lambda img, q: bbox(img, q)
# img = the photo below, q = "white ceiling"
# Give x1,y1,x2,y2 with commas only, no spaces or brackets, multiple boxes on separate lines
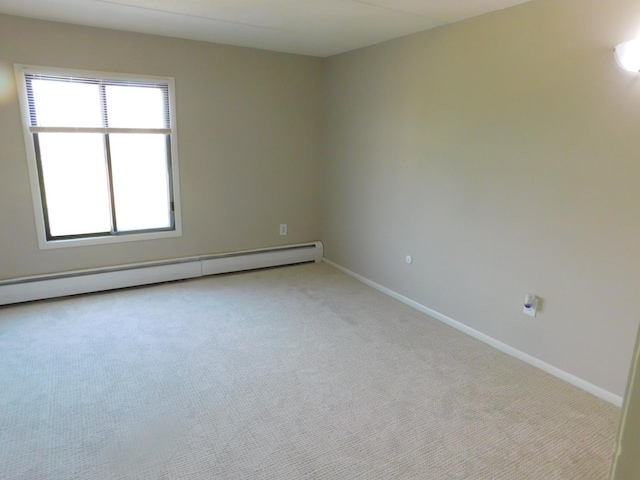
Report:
0,0,532,57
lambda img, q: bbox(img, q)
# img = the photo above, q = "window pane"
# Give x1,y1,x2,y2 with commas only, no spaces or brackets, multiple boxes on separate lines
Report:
105,85,166,129
31,79,102,128
38,133,112,237
110,134,171,231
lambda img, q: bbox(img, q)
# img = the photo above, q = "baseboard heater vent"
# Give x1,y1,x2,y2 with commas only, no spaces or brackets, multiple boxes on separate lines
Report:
0,241,323,306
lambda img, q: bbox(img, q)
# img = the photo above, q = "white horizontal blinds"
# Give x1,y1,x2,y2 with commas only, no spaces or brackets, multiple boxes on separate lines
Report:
24,73,170,130
26,75,104,128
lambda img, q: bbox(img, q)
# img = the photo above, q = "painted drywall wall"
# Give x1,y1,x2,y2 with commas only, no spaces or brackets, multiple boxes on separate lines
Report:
0,14,323,280
321,0,640,397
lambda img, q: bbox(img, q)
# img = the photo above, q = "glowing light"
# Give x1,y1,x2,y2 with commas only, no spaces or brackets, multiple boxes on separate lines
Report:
614,39,640,73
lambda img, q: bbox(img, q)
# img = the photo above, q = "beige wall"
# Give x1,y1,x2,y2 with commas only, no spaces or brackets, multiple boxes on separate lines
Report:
322,0,640,397
0,14,323,280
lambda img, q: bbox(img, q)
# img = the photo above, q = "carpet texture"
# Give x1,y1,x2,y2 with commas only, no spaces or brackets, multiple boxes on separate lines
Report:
0,262,620,479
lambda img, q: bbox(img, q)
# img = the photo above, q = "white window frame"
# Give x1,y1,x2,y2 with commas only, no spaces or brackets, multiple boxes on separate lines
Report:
15,64,182,249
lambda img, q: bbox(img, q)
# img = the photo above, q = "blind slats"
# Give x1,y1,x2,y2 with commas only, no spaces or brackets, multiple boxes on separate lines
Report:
24,72,171,129
24,73,169,90
28,126,171,134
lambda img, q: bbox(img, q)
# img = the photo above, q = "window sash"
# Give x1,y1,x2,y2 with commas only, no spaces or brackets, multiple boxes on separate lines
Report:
33,132,175,241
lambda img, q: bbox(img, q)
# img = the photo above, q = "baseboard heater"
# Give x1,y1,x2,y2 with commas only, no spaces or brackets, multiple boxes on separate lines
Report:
0,241,323,306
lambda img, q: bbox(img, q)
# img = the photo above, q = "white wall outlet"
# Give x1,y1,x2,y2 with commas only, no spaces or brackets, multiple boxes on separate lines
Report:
523,294,539,317
279,224,287,236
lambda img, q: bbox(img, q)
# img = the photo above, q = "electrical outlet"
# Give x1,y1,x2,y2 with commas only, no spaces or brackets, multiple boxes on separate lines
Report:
523,294,539,317
279,224,287,236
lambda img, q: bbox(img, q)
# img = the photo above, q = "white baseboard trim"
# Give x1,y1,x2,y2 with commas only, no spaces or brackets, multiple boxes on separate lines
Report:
0,242,323,306
323,258,623,407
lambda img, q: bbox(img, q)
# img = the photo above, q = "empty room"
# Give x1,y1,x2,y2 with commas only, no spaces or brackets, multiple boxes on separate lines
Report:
1,0,639,478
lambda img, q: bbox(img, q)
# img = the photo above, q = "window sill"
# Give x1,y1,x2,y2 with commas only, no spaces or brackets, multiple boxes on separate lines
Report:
37,227,182,250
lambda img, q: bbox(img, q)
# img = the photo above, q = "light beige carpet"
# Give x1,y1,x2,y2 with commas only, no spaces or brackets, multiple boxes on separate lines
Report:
0,262,620,479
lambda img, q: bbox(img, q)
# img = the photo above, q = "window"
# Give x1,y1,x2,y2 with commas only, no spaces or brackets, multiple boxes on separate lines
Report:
15,66,182,249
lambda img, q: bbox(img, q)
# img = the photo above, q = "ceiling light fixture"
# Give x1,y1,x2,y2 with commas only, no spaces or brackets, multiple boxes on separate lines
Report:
614,39,640,72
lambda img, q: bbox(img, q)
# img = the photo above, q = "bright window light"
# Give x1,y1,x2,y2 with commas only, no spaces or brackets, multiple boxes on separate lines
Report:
110,134,171,231
38,132,112,236
105,85,166,129
30,79,102,128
